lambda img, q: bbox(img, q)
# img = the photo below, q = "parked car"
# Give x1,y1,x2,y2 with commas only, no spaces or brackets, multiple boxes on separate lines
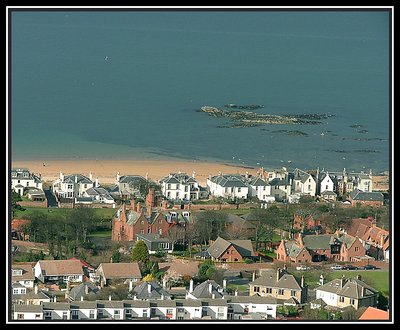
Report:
330,264,343,270
296,265,311,271
342,265,358,270
362,264,378,270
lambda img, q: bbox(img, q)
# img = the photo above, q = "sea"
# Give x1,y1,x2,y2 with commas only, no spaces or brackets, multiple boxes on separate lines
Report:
10,10,391,174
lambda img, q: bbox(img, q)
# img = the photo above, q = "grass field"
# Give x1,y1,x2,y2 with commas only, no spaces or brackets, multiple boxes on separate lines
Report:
13,206,117,220
88,230,112,238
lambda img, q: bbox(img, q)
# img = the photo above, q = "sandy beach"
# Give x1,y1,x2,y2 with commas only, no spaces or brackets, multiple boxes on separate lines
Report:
11,159,259,186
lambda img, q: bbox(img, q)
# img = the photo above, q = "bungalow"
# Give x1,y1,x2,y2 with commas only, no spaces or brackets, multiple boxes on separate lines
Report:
349,189,384,207
207,237,256,262
95,262,142,287
228,296,278,320
11,168,43,196
315,275,378,310
12,263,35,288
82,186,115,204
26,187,46,202
207,174,249,200
135,233,173,254
225,213,256,239
249,267,308,304
34,260,84,283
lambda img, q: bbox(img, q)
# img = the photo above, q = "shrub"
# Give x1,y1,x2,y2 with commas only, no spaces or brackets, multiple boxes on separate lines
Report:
244,258,254,264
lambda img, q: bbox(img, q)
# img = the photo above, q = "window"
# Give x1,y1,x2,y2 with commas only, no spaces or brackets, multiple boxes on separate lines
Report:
355,247,359,252
140,229,144,234
266,288,272,294
291,290,296,297
18,180,21,183
184,194,188,199
167,184,171,189
143,309,148,318
114,310,120,319
177,316,184,320
71,310,79,320
89,310,95,319
308,185,311,190
238,187,241,192
24,281,30,285
326,185,328,190
226,251,229,254
167,192,171,198
62,311,68,320
84,184,87,188
13,289,19,294
67,184,73,189
158,229,162,235
176,184,180,190
350,299,355,305
26,182,29,186
184,186,188,192
17,314,24,320
278,289,284,295
254,286,260,293
35,314,41,319
309,178,311,182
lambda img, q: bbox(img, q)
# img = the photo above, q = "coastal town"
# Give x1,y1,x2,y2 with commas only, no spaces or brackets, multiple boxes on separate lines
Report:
9,164,390,321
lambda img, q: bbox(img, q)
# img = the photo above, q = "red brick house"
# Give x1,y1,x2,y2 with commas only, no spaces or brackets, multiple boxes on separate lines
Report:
276,240,312,264
112,189,190,242
292,214,323,233
338,233,366,262
349,189,384,207
207,237,255,262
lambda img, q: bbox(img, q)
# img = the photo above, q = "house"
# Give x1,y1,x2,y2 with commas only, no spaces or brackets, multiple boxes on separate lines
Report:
52,172,94,199
69,301,98,320
12,263,35,288
12,283,27,295
34,260,85,283
68,257,96,279
361,225,389,260
149,299,202,320
315,275,378,310
358,306,389,320
82,186,115,204
13,285,53,305
321,190,337,201
276,240,312,264
225,213,256,239
67,282,99,301
160,172,205,201
269,178,292,201
122,300,151,319
96,300,125,320
11,219,31,241
319,172,336,195
186,279,225,300
342,217,375,238
135,233,173,254
13,304,43,320
258,167,288,182
337,233,366,262
247,177,273,202
132,281,171,300
292,214,322,234
158,260,199,280
357,174,373,193
207,237,255,262
112,188,188,242
227,296,278,320
11,168,43,196
207,174,249,200
115,173,148,198
26,187,46,201
349,189,384,207
249,267,308,304
42,302,71,320
291,168,316,196
95,262,142,287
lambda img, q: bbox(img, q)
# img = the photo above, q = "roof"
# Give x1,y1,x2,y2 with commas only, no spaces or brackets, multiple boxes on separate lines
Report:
62,174,92,184
14,304,43,313
208,174,247,188
226,214,256,230
311,298,327,307
269,178,290,186
158,260,199,277
69,282,99,301
359,306,389,320
303,234,337,250
347,218,373,237
283,241,304,258
70,301,98,310
191,280,223,299
251,270,302,290
96,300,124,309
133,281,171,300
36,260,84,276
350,189,384,202
12,263,35,281
249,177,269,186
207,237,255,259
321,190,337,196
118,175,147,184
98,262,142,279
338,234,357,249
228,296,277,304
42,302,71,311
68,257,95,271
20,290,52,300
160,173,197,184
316,277,378,299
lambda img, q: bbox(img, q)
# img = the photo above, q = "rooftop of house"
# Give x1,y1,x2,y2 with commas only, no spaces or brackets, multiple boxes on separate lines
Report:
69,282,99,301
248,177,269,186
316,277,378,299
208,174,248,188
269,178,291,187
159,260,199,278
302,234,339,250
225,213,256,230
350,189,384,202
117,175,147,184
190,280,223,299
97,262,142,279
135,233,172,243
60,174,92,184
160,173,197,185
36,260,84,276
251,269,303,290
133,281,171,300
358,306,389,320
207,237,255,259
346,218,374,238
12,263,35,281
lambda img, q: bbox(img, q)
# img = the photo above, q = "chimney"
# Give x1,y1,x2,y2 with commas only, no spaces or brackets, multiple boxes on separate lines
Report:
235,290,238,297
319,274,324,286
340,275,346,288
301,275,304,288
146,188,155,215
75,175,78,183
298,233,304,247
192,171,196,179
34,285,38,294
80,296,84,301
283,264,287,271
129,281,133,292
54,295,57,302
89,171,93,181
160,293,164,300
95,178,99,188
163,277,167,289
276,268,281,282
209,283,213,294
109,295,112,301
131,198,136,211
137,202,142,213
85,283,89,295
223,279,227,290
212,293,215,299
245,171,249,179
189,279,194,293
60,172,64,181
252,270,256,282
148,283,152,294
116,172,120,182
361,286,365,298
356,274,362,281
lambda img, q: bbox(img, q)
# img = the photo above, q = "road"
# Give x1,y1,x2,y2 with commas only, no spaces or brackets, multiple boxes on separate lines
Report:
44,188,58,207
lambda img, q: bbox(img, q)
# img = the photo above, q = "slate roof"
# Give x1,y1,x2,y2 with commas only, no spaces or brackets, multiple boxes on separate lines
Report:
283,241,304,258
69,282,99,301
36,260,84,276
136,233,171,244
350,189,384,202
303,234,338,250
98,262,142,279
69,301,98,310
207,237,255,259
122,300,150,308
42,302,71,311
85,187,114,200
248,177,269,186
251,270,303,290
96,300,124,309
133,281,171,300
209,174,247,187
191,280,223,299
160,173,197,184
316,277,378,299
118,175,147,184
269,178,290,187
62,174,92,184
14,304,43,313
321,190,337,196
226,214,256,230
337,234,356,249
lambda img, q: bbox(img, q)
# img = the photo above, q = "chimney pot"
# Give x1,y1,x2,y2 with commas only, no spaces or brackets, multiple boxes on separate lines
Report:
276,268,281,282
148,283,152,294
189,279,194,293
208,282,213,294
223,279,227,290
252,270,256,282
109,295,112,301
34,285,38,294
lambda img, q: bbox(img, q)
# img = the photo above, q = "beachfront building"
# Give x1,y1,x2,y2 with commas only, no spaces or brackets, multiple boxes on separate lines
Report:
319,172,336,195
52,172,94,199
290,168,317,197
115,173,149,199
247,177,275,202
207,174,249,200
269,178,292,202
159,172,204,201
11,168,43,197
82,187,115,204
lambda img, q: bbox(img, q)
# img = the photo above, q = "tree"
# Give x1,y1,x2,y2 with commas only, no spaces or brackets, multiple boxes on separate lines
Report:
193,210,228,245
111,250,122,263
131,240,149,264
143,274,155,282
249,207,282,250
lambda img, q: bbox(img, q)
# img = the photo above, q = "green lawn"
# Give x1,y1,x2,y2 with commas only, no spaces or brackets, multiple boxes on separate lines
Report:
88,230,112,238
13,206,117,220
227,284,248,292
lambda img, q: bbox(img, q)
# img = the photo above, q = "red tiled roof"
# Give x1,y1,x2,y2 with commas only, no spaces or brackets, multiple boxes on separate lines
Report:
37,260,84,276
11,219,31,231
347,218,373,237
359,307,389,320
98,262,142,279
68,257,95,270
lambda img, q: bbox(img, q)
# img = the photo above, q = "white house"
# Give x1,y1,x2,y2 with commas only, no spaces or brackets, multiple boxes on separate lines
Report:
248,177,274,202
95,263,142,286
228,296,277,320
357,173,373,192
201,299,228,320
12,282,27,295
115,174,148,198
207,174,249,200
12,264,35,288
291,168,317,197
42,302,71,320
269,178,292,201
70,301,97,320
34,260,84,283
96,300,125,320
13,305,43,320
122,300,150,319
82,187,115,204
11,168,43,196
159,172,201,201
320,172,335,194
52,172,94,199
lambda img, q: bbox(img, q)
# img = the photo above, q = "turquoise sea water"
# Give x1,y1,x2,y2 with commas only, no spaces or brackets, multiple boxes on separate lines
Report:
11,11,390,173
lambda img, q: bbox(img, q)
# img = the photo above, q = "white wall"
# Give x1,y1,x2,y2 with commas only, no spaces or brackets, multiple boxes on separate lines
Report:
13,312,43,320
316,290,338,307
320,175,334,194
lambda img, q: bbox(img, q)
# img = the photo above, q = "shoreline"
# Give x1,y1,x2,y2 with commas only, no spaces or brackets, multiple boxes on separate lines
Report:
11,158,259,185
